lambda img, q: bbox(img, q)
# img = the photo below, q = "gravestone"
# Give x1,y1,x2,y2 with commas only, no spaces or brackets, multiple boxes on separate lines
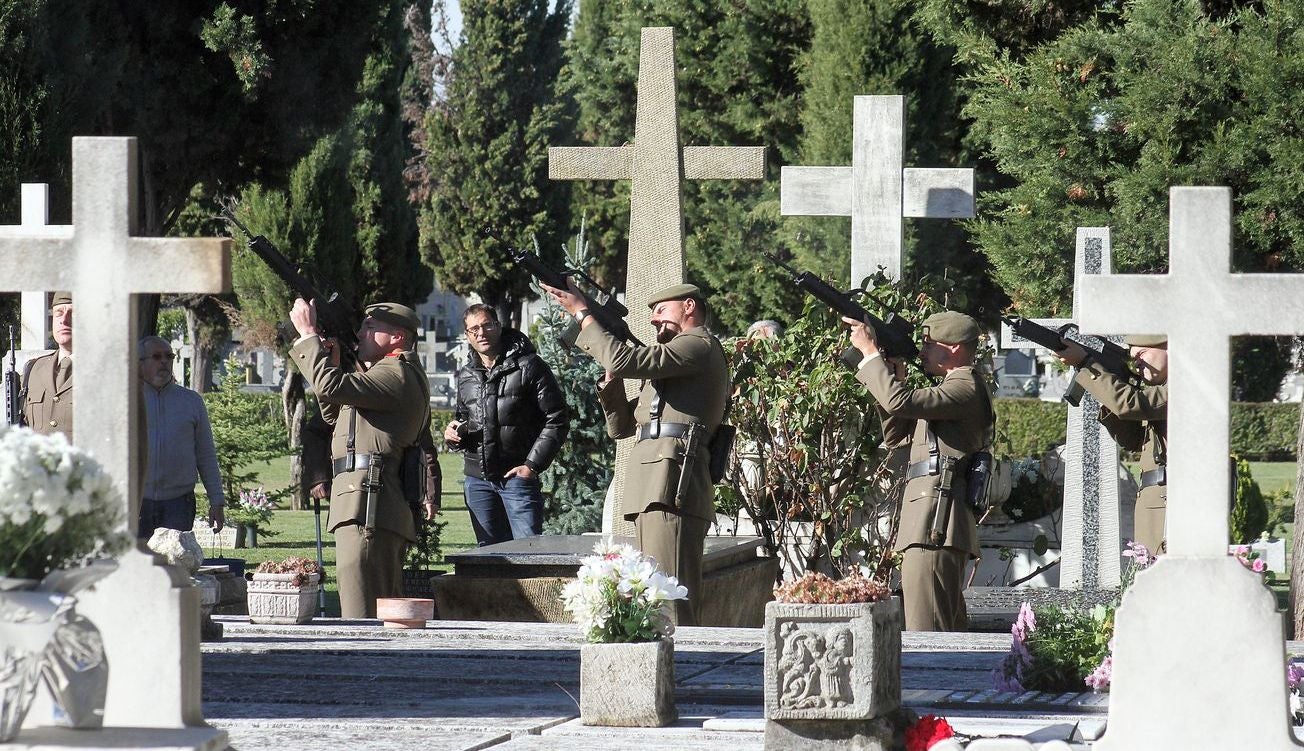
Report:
0,137,230,741
432,535,779,627
549,26,765,534
999,227,1125,589
780,94,975,283
1079,187,1301,748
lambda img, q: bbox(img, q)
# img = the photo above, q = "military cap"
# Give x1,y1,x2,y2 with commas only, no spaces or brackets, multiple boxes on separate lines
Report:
646,283,704,308
365,302,421,334
921,311,980,344
50,291,72,309
1124,334,1167,347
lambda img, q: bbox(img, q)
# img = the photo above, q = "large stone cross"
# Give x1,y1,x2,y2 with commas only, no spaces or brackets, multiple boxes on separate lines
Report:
1001,227,1123,589
1082,187,1301,748
549,26,766,533
0,137,230,731
780,95,974,283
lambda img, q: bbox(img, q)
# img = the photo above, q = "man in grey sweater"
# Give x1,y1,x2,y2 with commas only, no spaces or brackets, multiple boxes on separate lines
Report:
137,335,225,538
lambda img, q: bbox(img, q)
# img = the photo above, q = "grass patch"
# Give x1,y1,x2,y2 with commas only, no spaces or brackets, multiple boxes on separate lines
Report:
206,452,477,616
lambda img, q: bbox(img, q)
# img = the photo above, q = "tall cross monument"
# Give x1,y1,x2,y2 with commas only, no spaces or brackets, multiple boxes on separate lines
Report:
549,26,766,533
1083,187,1301,749
780,95,974,283
0,137,230,734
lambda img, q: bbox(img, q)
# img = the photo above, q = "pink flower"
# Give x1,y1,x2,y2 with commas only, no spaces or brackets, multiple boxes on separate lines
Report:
1085,655,1112,692
1288,662,1304,690
1253,559,1267,573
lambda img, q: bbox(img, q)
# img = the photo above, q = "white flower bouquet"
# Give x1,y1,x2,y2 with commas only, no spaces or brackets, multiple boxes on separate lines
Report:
560,541,688,643
0,424,128,582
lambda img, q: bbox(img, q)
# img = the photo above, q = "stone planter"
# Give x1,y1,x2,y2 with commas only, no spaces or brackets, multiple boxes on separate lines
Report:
763,599,914,750
247,572,320,625
764,599,903,721
376,597,434,629
579,638,676,727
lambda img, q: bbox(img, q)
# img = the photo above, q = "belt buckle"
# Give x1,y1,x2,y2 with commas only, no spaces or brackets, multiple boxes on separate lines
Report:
648,421,660,440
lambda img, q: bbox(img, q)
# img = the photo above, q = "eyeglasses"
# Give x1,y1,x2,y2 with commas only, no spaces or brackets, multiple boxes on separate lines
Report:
140,352,177,362
465,321,500,335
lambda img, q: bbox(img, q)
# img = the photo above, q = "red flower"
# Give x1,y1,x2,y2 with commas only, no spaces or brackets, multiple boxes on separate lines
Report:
905,714,955,751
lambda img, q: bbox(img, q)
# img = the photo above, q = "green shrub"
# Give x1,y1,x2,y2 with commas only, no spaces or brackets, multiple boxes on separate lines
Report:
1230,456,1269,545
1229,402,1299,461
993,398,1067,460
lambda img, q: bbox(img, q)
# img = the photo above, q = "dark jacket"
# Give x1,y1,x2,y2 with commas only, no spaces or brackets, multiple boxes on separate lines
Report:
453,329,568,480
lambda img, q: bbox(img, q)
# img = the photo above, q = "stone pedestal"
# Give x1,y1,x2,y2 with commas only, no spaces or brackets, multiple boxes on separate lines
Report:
247,573,319,625
579,638,676,727
433,535,779,626
763,710,917,751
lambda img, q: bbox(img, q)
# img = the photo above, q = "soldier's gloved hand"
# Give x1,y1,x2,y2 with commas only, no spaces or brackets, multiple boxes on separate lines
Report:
322,337,341,367
290,298,320,338
541,280,586,317
310,482,330,500
886,357,907,382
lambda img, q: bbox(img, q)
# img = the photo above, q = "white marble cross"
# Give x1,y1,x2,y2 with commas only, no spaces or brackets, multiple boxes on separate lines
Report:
548,26,765,533
780,95,974,284
0,137,230,731
15,183,66,349
1001,227,1123,589
1082,187,1301,748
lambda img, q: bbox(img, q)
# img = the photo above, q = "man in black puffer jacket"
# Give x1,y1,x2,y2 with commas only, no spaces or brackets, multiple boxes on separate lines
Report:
445,304,568,546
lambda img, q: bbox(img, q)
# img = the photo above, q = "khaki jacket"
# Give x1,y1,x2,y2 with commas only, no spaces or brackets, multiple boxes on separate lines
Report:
1073,362,1168,513
291,339,427,542
858,359,992,557
577,324,729,523
22,352,74,438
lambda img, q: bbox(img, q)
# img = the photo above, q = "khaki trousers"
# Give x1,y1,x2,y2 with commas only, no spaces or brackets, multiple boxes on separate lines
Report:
901,546,968,632
1135,495,1167,555
334,522,406,619
636,510,710,627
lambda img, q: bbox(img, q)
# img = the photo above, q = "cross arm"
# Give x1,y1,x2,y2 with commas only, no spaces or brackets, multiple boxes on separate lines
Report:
128,238,231,294
780,166,851,216
548,147,633,180
0,234,77,290
682,146,766,180
902,168,974,218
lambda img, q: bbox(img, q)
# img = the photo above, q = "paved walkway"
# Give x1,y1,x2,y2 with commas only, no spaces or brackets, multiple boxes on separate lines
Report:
202,618,1120,750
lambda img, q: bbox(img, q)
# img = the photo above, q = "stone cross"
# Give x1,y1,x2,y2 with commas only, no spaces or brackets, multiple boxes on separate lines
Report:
0,137,230,732
549,26,766,533
1001,227,1123,589
17,183,65,349
780,95,974,284
1081,187,1300,748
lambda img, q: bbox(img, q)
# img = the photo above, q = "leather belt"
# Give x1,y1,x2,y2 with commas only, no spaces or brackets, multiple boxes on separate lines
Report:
333,454,375,476
637,422,694,442
906,457,938,481
1141,467,1167,488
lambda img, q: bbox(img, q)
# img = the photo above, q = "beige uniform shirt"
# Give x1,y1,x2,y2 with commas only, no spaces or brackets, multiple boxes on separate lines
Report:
22,352,74,438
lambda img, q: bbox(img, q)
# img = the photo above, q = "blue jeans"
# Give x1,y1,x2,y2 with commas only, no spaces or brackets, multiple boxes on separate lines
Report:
464,475,544,546
138,491,197,540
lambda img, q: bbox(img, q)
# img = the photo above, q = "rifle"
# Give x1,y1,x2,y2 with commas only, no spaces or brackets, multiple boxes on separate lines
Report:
492,232,644,349
763,252,920,365
1001,315,1142,406
218,206,363,369
4,326,20,426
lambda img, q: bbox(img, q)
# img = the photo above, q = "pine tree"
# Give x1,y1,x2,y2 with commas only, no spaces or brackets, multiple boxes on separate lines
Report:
419,0,573,317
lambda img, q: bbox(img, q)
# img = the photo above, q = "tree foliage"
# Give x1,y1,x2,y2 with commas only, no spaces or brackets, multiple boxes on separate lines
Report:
420,0,573,315
204,355,290,505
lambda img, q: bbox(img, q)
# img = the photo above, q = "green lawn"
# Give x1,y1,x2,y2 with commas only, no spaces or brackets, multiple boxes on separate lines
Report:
217,452,476,616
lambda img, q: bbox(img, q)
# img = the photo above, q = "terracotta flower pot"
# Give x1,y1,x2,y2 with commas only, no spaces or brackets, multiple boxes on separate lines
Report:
376,597,434,629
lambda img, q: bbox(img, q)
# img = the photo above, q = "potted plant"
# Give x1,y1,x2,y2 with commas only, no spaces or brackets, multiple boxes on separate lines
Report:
0,424,130,740
763,572,913,749
560,540,687,727
225,487,277,549
401,512,446,600
246,555,321,625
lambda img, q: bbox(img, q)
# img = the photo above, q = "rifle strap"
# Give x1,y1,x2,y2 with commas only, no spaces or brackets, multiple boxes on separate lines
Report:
647,380,664,439
346,406,357,472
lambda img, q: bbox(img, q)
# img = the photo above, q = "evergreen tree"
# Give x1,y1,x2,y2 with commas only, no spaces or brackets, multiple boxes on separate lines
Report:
419,0,573,318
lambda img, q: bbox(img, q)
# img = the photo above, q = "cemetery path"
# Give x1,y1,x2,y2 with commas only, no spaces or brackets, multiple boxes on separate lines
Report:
200,619,1182,750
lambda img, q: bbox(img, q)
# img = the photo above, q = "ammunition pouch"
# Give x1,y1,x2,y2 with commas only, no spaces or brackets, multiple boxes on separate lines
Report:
707,424,736,484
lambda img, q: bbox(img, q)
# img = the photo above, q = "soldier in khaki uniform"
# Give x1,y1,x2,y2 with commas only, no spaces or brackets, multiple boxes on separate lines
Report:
290,299,429,618
845,310,993,632
1057,335,1168,554
543,282,729,626
21,291,75,437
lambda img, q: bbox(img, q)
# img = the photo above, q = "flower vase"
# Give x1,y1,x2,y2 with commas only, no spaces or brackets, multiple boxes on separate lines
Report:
579,638,676,727
243,525,258,549
0,573,109,742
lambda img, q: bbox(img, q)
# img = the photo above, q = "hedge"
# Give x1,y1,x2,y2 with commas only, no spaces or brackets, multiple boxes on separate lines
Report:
993,398,1301,462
